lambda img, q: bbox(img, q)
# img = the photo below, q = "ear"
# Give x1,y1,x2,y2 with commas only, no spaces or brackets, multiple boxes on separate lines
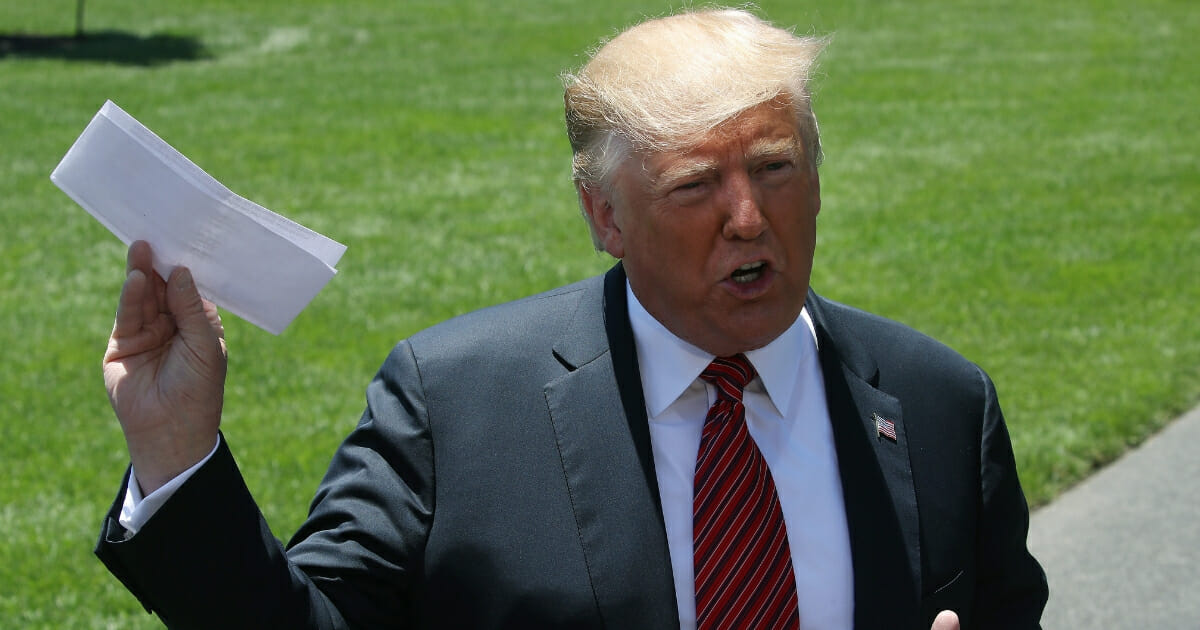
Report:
577,182,625,258
811,167,822,217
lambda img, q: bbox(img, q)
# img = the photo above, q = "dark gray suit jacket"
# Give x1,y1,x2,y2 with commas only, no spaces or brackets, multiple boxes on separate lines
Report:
96,264,1047,629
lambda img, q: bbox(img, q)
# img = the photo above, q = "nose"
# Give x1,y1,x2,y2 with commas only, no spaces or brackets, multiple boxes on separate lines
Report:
721,172,767,241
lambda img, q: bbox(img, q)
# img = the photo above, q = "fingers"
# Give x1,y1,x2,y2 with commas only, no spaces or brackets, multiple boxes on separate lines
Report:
118,240,223,345
202,297,225,340
112,267,149,338
125,240,153,274
931,610,960,630
109,243,177,357
125,241,165,325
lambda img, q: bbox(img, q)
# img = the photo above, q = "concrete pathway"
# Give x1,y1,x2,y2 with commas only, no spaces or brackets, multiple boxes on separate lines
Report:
1027,403,1200,629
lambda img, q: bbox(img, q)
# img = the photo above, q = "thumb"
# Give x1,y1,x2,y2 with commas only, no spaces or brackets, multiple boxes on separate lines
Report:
165,267,218,340
931,610,959,630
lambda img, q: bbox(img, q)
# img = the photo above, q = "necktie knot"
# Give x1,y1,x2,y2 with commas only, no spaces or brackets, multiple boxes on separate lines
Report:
700,354,756,403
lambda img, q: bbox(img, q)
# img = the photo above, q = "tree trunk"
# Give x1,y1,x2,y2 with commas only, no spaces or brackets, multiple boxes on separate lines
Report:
75,0,86,39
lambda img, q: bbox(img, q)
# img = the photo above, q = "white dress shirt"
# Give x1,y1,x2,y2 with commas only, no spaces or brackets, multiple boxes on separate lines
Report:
120,439,219,537
628,285,854,630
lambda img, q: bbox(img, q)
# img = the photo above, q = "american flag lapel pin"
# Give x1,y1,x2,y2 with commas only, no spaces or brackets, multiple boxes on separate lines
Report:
874,412,898,442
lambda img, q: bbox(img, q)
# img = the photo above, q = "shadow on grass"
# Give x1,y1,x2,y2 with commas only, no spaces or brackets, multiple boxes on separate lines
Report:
0,30,209,66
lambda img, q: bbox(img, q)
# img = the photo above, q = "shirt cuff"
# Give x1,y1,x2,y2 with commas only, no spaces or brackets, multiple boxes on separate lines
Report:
118,437,222,540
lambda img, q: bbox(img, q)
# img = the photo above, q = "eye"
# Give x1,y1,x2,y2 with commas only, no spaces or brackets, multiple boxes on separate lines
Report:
761,160,792,173
667,179,710,202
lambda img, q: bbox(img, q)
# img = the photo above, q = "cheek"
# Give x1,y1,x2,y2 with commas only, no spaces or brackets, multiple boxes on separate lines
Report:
634,211,695,257
769,192,819,237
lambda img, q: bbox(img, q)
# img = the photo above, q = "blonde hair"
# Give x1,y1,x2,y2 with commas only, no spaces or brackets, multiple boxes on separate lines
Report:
564,7,827,193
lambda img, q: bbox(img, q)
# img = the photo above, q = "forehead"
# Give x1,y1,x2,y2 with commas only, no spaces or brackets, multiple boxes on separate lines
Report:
641,101,802,180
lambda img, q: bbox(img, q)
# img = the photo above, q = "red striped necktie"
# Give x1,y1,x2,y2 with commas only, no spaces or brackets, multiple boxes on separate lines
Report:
693,354,800,630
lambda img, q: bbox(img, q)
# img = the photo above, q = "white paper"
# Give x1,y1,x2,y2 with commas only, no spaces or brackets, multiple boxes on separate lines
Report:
50,100,347,334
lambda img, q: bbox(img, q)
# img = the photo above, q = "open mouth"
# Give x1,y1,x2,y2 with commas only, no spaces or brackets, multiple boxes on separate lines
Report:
730,261,767,284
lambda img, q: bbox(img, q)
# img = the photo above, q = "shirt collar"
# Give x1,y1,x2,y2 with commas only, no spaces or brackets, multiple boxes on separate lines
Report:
626,282,817,418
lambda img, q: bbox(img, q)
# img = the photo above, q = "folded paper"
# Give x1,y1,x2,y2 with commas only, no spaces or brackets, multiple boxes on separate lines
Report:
51,100,346,334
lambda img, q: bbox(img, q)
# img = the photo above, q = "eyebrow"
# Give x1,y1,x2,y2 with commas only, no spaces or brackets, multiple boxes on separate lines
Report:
746,136,802,163
655,158,719,186
652,136,802,187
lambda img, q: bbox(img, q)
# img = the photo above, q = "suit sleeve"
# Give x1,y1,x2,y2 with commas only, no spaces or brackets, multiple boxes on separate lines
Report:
971,367,1048,629
94,340,435,629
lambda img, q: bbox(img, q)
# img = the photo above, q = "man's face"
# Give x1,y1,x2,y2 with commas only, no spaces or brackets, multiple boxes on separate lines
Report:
583,100,821,357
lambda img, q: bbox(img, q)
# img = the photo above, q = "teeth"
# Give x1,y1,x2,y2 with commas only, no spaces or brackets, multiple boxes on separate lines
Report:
731,261,766,284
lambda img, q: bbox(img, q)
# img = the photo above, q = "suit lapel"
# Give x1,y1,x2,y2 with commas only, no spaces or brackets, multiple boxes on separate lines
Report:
806,292,923,629
545,264,679,629
541,278,925,628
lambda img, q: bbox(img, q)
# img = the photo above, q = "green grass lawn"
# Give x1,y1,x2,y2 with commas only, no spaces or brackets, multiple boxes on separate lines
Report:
2,1,1196,626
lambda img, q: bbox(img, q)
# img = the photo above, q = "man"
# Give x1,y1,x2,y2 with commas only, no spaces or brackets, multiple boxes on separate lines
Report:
96,8,1046,630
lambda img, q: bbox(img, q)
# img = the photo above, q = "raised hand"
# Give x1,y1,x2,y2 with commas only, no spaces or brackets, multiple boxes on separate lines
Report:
102,241,228,494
